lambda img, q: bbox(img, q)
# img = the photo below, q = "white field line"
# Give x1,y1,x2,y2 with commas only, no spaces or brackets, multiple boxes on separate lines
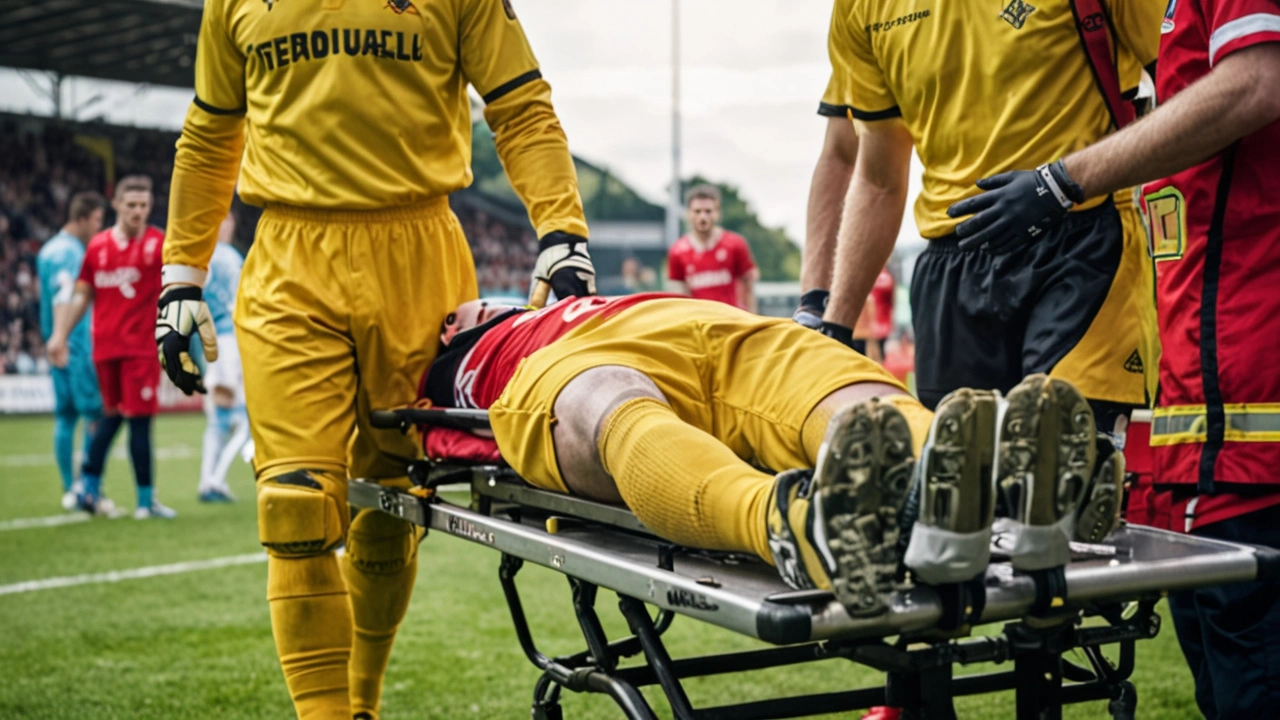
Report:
0,445,198,468
0,553,268,596
0,513,92,531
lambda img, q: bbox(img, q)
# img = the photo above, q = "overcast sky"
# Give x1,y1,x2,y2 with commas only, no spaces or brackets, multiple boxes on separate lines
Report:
0,0,925,248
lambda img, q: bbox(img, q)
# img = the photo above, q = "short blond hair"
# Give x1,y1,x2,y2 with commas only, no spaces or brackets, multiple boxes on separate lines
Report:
684,184,721,207
114,175,153,200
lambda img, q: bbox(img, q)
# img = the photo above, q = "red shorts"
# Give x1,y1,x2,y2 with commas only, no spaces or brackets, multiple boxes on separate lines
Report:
95,355,160,417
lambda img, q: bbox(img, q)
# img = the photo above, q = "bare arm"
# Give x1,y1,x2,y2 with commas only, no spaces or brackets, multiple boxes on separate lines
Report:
666,279,689,296
823,122,914,329
1065,43,1280,197
47,281,92,368
802,117,861,293
738,268,759,314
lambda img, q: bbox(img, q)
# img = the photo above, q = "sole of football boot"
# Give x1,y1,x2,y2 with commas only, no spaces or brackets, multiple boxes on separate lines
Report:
903,388,998,585
997,375,1096,571
1075,439,1124,543
814,398,915,617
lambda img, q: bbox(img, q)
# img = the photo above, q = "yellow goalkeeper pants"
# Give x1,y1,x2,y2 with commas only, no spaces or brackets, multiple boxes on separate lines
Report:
235,197,478,719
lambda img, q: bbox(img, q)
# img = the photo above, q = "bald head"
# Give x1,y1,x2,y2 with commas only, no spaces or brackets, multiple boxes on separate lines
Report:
440,299,523,346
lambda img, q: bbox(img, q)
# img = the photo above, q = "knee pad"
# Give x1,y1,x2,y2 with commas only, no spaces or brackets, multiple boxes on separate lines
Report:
258,470,348,558
344,509,423,576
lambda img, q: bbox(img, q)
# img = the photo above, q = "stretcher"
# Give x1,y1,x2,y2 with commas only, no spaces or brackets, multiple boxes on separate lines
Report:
352,407,1280,720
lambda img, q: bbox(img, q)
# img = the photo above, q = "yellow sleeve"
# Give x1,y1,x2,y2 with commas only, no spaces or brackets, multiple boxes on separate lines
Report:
459,0,589,240
827,0,900,121
163,0,246,285
818,72,854,119
1109,0,1163,66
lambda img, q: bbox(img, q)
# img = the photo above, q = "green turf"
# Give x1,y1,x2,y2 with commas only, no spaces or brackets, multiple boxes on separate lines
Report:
0,413,1203,719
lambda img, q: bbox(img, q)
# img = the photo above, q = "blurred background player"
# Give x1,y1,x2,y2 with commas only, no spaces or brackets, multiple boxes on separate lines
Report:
47,175,173,520
36,191,106,511
196,212,247,504
153,0,596,717
666,184,759,312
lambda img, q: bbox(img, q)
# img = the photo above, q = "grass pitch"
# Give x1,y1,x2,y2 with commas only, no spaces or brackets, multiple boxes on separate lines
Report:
0,413,1202,719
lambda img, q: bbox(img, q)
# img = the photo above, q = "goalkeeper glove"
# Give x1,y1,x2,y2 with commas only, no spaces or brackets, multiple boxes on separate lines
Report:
947,160,1085,254
792,289,829,330
155,285,218,396
533,231,596,299
818,321,867,355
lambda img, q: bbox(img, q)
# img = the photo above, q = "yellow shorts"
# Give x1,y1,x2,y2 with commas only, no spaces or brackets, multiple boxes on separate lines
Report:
236,197,478,484
488,298,907,493
1050,198,1160,405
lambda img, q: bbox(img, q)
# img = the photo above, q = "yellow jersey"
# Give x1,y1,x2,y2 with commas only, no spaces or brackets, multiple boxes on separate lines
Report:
825,0,1162,238
165,0,587,279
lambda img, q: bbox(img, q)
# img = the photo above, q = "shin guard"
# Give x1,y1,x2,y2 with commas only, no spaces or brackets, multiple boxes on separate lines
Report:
341,509,423,718
266,552,353,719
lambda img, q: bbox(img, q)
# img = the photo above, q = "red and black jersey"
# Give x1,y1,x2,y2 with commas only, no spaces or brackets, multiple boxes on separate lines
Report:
421,294,671,410
1142,0,1280,509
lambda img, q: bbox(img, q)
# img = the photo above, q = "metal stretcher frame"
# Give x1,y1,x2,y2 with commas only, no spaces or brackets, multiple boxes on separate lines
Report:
354,408,1280,720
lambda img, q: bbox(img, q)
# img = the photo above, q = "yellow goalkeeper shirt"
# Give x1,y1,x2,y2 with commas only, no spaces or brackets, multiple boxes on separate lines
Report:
824,0,1163,238
165,0,587,280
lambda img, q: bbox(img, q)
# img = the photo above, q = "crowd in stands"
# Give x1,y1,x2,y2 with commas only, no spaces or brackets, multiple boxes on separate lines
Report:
453,199,539,299
0,115,181,375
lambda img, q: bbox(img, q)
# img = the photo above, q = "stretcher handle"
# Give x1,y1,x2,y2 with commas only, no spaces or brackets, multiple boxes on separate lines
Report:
369,408,493,431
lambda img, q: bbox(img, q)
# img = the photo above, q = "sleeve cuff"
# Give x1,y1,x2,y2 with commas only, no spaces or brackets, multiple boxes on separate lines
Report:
1209,13,1280,65
162,264,208,287
818,102,854,118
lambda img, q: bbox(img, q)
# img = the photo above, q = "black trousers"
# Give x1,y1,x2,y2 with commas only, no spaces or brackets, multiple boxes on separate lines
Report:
910,199,1134,430
1168,503,1280,720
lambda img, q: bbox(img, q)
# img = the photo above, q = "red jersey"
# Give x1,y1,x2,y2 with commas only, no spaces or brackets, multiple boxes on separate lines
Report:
423,294,667,410
870,269,894,340
1139,0,1280,522
667,231,755,309
79,226,165,361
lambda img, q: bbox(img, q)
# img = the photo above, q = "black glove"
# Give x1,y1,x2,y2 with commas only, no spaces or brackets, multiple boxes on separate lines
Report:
946,160,1085,254
819,321,866,355
533,231,596,299
155,285,218,396
792,289,829,330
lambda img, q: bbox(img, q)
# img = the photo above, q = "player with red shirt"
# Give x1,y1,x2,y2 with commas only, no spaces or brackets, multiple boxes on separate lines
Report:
666,184,759,311
949,3,1280,711
48,175,175,519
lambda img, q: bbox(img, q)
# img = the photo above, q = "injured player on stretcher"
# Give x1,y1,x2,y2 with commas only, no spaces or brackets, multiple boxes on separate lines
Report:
419,293,1124,618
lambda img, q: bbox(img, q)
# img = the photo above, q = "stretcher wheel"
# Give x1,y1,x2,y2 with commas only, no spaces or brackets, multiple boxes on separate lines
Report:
531,701,563,720
1108,680,1137,720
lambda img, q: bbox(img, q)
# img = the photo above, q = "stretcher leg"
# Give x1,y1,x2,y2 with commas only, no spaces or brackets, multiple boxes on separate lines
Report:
499,553,660,720
619,595,697,719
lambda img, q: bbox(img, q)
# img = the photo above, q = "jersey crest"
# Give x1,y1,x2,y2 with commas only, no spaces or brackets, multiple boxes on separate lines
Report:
385,0,419,15
999,0,1036,29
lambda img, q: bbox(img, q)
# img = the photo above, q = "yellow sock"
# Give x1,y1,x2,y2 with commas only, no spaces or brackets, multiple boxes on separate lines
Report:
342,510,422,719
800,393,933,462
267,552,353,720
881,393,934,457
598,397,775,560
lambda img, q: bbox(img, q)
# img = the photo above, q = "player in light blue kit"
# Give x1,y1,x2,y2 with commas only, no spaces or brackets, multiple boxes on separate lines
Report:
197,212,249,503
36,192,107,512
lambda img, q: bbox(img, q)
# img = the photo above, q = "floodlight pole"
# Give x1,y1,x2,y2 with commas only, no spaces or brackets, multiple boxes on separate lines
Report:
665,0,683,248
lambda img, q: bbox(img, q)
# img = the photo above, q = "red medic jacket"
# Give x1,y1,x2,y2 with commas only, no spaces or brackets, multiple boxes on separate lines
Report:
1141,0,1280,494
